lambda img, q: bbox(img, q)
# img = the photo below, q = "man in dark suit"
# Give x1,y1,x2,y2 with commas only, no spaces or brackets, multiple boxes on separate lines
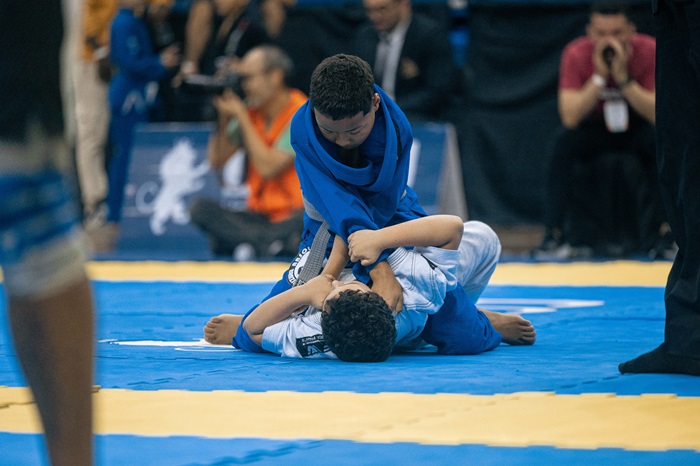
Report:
618,0,700,376
352,0,455,122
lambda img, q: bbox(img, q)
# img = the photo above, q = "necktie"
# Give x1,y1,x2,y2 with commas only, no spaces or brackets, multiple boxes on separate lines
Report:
374,34,390,84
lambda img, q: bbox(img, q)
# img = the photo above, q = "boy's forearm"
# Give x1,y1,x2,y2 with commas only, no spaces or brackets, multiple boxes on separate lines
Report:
322,235,349,278
369,260,403,311
243,286,312,337
369,260,394,283
378,215,464,250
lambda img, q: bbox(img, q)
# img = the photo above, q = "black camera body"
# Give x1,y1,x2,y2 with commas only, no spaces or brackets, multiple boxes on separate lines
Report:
181,73,244,98
602,46,615,66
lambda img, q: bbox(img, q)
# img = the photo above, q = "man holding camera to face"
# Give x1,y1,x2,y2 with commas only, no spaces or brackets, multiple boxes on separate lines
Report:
189,45,307,259
536,1,671,259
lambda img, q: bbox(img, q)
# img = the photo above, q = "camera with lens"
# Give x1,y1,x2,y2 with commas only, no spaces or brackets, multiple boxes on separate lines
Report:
602,46,615,66
181,72,245,99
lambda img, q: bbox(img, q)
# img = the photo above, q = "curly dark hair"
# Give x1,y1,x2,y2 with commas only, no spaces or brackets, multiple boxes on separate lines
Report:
309,54,376,120
321,290,396,362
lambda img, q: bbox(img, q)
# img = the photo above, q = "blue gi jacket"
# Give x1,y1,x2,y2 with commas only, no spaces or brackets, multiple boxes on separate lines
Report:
109,8,166,114
291,85,426,280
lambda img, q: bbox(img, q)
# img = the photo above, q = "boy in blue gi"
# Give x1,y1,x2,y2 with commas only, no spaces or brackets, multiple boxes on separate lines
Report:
205,216,535,360
205,54,515,356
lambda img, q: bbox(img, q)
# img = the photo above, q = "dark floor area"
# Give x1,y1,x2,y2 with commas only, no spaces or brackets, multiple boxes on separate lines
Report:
493,224,545,257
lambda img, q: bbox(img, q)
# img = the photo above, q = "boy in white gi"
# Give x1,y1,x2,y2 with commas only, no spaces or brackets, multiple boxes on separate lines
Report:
205,217,535,361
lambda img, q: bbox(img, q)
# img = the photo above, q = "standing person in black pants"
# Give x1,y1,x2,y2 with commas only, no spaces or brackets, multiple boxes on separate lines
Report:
619,0,700,375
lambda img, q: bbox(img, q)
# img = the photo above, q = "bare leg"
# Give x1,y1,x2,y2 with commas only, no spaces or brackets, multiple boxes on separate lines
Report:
204,314,243,345
479,308,536,345
8,277,94,466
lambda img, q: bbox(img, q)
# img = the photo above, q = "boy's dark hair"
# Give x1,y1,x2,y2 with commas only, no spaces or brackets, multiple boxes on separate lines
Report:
321,290,397,362
309,54,375,120
591,1,629,17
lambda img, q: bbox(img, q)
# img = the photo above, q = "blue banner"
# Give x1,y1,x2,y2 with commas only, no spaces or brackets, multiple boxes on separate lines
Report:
118,121,464,253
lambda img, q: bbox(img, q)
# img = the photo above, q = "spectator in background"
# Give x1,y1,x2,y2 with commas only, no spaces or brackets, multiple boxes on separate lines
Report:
73,0,176,248
177,0,293,80
352,0,455,122
536,1,670,259
104,0,180,250
1,1,96,464
250,0,296,38
73,0,118,236
145,0,175,52
177,0,215,80
189,45,306,259
173,0,271,121
143,0,178,122
199,0,270,77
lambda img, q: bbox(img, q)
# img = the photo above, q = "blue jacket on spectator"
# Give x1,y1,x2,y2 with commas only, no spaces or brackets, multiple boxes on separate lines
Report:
106,7,168,223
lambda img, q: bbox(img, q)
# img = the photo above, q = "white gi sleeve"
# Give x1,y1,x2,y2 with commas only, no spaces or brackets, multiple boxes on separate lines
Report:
387,246,461,315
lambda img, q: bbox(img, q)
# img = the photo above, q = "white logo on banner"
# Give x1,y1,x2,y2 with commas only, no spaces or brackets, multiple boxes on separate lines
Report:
134,139,210,235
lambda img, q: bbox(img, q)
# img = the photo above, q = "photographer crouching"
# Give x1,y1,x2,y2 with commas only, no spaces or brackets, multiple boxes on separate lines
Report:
188,45,307,259
535,1,673,260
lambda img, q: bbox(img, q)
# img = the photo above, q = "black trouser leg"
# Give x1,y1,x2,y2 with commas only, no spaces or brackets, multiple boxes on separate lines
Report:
656,0,700,358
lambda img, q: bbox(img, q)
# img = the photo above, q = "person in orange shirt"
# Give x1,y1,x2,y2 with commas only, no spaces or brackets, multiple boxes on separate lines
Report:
190,45,306,259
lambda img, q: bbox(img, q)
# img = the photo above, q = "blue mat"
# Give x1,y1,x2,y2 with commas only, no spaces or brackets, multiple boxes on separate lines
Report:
3,433,700,466
3,282,687,395
2,277,699,465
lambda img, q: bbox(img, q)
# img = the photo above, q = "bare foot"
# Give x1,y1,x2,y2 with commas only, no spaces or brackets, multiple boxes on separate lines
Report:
203,314,243,345
479,308,536,345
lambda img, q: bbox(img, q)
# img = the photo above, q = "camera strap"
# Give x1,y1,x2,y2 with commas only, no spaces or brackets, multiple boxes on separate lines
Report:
224,18,250,58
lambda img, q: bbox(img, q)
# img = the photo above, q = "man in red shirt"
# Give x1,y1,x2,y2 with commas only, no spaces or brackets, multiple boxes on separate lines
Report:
537,1,667,258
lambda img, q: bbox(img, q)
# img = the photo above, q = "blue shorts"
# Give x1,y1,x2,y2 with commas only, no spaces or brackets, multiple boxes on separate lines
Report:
232,217,325,351
231,270,297,353
421,286,502,355
0,155,85,298
0,170,78,264
231,310,265,353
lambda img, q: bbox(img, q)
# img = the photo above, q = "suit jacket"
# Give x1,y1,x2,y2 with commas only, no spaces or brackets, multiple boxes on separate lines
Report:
352,13,455,121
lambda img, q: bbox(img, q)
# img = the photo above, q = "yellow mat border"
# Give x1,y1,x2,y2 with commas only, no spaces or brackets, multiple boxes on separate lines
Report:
69,261,674,287
1,388,697,451
0,261,672,286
